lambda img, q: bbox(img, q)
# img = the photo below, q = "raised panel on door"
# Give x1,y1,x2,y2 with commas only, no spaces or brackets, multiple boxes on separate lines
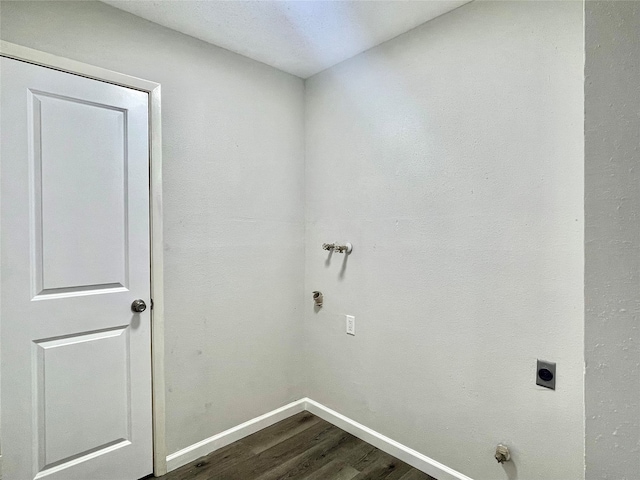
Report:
32,91,129,297
34,327,131,471
1,57,152,480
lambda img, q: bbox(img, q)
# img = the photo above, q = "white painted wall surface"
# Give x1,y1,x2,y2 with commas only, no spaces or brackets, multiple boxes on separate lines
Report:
585,2,640,479
0,0,305,456
304,2,584,479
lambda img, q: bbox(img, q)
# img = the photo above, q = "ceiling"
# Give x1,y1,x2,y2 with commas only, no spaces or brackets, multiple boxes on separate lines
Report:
101,1,471,78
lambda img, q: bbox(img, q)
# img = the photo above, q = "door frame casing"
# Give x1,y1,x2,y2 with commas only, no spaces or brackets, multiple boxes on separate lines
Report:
0,41,168,477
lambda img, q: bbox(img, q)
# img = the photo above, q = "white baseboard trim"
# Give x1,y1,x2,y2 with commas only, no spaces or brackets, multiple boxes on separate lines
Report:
303,398,472,480
166,399,306,472
166,397,472,480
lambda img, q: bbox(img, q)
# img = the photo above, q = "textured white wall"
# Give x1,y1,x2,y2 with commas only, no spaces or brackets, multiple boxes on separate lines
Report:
304,2,584,479
585,2,640,479
1,1,599,478
0,0,305,456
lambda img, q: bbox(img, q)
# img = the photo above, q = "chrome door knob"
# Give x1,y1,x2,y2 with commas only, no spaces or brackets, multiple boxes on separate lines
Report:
131,299,147,313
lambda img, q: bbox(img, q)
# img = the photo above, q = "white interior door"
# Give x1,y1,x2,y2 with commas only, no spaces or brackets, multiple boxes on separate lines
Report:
0,57,152,480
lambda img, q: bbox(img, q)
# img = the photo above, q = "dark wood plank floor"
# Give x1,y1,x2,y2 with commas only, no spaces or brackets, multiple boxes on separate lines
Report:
160,412,436,480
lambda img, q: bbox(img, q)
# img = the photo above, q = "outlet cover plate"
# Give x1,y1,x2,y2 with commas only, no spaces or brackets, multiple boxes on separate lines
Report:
346,315,355,336
536,359,556,390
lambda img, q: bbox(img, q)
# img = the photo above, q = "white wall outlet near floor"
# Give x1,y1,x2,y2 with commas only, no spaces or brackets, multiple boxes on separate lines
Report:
346,315,355,336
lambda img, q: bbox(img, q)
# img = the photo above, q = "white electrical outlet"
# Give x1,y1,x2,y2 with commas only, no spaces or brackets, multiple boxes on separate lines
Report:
346,315,355,336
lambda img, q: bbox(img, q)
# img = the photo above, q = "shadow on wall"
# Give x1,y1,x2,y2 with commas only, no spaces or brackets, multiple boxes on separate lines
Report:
324,248,333,267
323,246,350,280
339,253,348,280
503,459,517,480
